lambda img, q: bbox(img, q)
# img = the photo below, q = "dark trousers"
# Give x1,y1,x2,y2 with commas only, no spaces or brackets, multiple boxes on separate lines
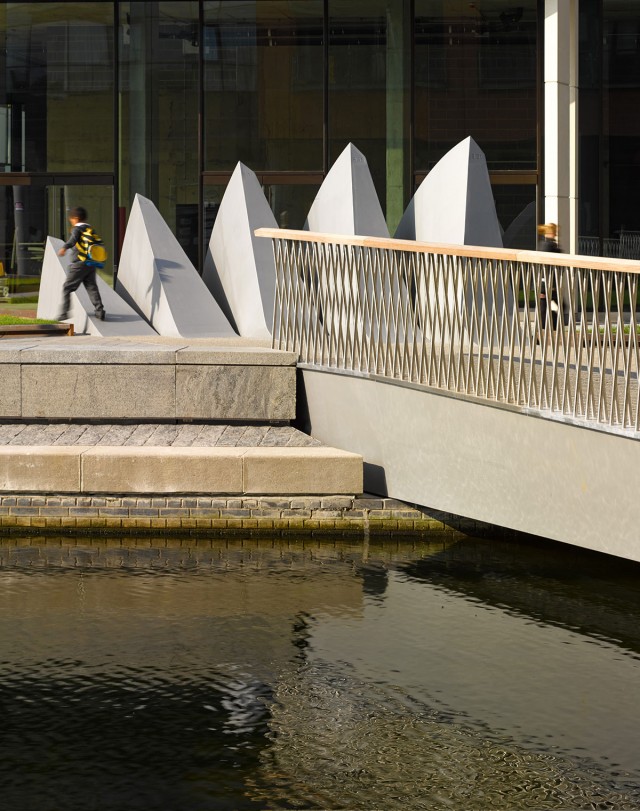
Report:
60,262,104,316
539,279,559,330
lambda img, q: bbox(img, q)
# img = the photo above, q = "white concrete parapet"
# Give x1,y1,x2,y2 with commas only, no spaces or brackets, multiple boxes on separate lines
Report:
37,237,157,336
203,162,278,340
395,136,502,247
117,194,236,338
305,143,389,238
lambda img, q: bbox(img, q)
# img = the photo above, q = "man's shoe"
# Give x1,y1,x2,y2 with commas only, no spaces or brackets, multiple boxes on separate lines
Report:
57,312,69,321
95,309,106,321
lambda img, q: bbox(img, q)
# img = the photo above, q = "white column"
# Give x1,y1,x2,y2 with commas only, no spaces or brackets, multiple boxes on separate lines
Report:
544,0,579,252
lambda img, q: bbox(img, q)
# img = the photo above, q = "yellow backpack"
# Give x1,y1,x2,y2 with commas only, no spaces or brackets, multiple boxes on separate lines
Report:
78,226,108,268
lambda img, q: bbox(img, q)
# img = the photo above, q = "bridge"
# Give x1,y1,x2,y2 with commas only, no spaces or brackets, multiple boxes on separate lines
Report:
257,228,640,563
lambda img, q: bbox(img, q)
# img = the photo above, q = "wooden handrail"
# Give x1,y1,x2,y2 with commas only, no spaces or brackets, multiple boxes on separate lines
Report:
255,227,640,275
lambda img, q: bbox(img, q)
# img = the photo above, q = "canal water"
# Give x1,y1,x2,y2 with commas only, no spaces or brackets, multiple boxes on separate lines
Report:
1,534,639,810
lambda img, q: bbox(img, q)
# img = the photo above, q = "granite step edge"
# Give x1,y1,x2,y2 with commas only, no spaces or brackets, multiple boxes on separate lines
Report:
0,444,364,496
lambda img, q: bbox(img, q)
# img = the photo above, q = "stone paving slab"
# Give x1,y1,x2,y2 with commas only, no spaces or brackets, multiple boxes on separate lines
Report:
0,423,321,448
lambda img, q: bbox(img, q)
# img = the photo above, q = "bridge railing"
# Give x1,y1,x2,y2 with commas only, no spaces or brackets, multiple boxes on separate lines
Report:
256,228,640,435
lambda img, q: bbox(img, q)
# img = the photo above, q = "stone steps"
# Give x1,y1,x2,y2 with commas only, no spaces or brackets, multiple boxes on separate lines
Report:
0,445,362,496
0,336,297,422
0,337,364,500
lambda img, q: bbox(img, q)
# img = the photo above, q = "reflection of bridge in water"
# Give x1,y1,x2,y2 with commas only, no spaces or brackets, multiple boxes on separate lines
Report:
258,228,640,562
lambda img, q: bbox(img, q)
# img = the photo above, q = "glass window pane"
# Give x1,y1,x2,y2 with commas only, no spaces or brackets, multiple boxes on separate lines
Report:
493,183,537,250
0,2,114,173
119,2,199,236
203,1,324,172
604,0,640,257
328,0,410,233
579,0,640,259
204,180,319,237
414,0,538,172
0,184,113,289
264,182,320,230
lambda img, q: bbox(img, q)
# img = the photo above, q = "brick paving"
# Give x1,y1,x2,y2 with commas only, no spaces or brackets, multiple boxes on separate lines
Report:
0,423,321,448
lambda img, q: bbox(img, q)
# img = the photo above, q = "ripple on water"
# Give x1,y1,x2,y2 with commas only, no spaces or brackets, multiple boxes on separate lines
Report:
1,536,640,810
248,661,640,810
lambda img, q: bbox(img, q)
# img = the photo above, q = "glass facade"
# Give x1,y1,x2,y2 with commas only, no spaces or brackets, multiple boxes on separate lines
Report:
0,2,115,277
579,0,640,258
414,0,538,244
0,2,115,173
203,1,324,172
414,0,538,170
119,2,199,240
1,1,631,280
328,0,410,230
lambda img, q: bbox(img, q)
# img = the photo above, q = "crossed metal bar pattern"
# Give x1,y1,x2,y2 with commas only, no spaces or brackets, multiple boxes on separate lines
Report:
262,230,640,436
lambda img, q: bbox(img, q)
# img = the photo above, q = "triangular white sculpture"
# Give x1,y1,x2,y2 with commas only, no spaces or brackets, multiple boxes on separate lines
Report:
395,136,502,247
395,137,509,343
37,237,157,336
117,194,235,338
305,143,389,237
302,145,390,343
202,162,278,340
503,201,537,250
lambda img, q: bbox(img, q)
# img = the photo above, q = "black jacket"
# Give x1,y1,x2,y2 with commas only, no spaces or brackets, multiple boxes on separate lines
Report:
63,222,90,264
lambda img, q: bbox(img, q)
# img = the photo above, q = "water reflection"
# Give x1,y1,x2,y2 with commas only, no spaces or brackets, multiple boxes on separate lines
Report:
0,535,639,810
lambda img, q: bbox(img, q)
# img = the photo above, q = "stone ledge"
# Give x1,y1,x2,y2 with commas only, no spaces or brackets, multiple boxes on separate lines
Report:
82,446,246,494
175,346,297,366
0,338,298,422
0,338,297,366
242,447,362,495
0,445,363,496
0,446,90,492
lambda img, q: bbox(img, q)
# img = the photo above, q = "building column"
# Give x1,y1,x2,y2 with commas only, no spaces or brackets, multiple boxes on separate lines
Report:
544,0,579,252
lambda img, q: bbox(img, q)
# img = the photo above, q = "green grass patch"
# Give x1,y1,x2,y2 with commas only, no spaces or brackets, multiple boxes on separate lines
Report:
1,277,40,293
0,315,58,325
0,295,39,304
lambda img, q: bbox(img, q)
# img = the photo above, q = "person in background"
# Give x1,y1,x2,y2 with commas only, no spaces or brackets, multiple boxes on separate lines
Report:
57,206,106,321
537,222,561,329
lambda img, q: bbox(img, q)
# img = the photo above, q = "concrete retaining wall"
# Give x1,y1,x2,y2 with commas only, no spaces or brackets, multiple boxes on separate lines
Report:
0,340,297,422
0,493,492,536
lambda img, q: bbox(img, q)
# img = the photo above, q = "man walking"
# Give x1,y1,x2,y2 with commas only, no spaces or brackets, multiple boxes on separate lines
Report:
57,206,106,321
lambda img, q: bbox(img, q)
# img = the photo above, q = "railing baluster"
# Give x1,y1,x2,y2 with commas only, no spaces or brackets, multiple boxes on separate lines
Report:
262,228,640,436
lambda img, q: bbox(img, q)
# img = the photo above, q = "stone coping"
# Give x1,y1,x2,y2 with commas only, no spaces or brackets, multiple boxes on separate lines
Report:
0,494,486,537
0,335,296,366
0,445,363,496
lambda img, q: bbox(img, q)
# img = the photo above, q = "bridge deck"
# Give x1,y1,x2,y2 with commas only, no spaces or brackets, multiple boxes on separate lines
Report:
305,324,640,435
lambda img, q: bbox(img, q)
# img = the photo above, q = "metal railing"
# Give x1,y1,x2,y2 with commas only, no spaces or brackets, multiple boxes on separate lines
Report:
257,228,640,435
